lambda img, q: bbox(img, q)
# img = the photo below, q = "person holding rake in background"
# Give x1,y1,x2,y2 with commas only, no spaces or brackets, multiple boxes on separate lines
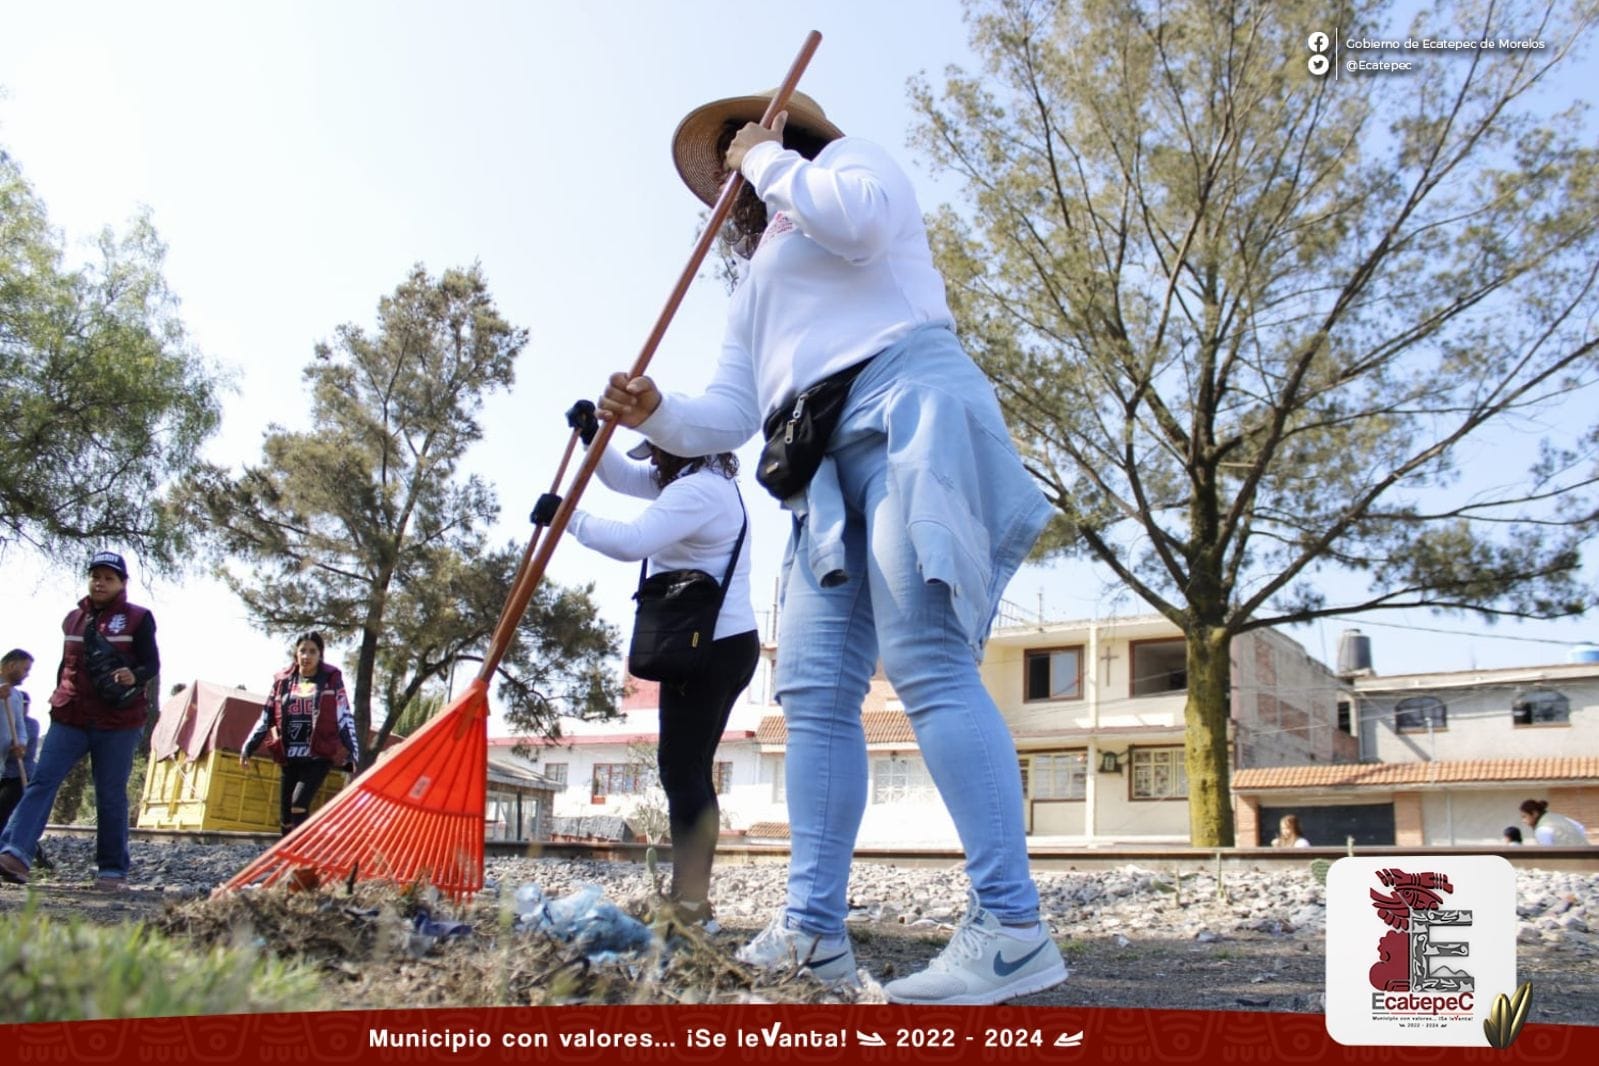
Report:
0,648,52,871
596,88,1067,1005
535,401,758,929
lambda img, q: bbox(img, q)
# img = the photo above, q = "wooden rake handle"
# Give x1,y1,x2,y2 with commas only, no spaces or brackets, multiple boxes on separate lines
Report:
477,30,824,682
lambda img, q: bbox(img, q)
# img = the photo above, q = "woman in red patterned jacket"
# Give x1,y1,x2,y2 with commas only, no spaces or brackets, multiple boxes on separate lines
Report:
240,631,359,836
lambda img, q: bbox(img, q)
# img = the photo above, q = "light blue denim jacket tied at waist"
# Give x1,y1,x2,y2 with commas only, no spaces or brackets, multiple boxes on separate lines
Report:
785,325,1051,658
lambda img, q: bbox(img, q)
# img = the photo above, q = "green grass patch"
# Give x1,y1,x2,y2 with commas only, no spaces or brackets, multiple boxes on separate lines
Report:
1058,937,1091,959
0,899,320,1020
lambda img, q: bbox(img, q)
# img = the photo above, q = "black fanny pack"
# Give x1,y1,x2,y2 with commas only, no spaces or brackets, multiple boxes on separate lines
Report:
83,614,140,708
756,356,875,502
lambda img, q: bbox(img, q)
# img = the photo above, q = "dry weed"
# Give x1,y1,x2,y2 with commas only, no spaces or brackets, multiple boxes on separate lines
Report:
152,882,859,1007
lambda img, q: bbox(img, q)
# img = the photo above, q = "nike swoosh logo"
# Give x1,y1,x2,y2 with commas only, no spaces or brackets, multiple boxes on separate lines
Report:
994,942,1050,977
808,951,851,970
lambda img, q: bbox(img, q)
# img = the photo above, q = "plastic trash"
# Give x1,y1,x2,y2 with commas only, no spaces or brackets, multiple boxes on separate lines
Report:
512,883,545,918
401,908,473,958
512,882,653,959
413,911,473,939
543,884,603,930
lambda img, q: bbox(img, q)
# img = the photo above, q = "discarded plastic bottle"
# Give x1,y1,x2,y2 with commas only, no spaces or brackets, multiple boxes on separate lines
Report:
575,900,653,957
543,884,604,930
512,882,652,959
512,883,544,919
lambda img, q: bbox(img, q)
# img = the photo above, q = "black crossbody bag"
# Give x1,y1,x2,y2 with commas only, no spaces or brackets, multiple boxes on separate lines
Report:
756,356,875,501
81,611,141,708
626,491,748,684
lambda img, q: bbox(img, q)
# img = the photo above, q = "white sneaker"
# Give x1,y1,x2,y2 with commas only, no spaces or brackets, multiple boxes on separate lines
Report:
885,892,1068,1005
735,913,860,988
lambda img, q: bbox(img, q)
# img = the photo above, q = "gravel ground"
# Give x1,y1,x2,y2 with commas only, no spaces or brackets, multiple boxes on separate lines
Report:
2,837,1595,1022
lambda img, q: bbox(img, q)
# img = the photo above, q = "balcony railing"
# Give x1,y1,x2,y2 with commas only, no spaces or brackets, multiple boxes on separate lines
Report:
992,597,1038,630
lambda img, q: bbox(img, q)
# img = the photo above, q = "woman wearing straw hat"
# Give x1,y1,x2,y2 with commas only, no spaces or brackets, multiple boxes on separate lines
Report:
597,89,1066,1005
539,407,758,928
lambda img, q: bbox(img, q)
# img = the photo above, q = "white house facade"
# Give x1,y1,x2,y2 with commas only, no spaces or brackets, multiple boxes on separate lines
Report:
503,610,1350,847
1233,648,1599,846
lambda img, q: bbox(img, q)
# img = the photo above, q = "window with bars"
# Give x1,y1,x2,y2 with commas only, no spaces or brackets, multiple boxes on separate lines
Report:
1130,747,1188,800
1512,689,1570,726
1024,647,1084,701
713,761,734,794
1028,751,1088,800
1394,696,1447,733
592,763,652,796
871,755,936,804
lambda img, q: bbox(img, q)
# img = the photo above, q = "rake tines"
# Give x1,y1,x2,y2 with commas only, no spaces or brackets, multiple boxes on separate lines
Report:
222,679,490,902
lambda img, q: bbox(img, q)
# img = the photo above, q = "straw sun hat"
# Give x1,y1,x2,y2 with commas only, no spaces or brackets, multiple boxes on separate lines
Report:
671,89,845,206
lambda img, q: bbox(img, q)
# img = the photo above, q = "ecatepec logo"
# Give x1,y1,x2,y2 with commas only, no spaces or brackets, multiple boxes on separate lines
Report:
1367,868,1472,994
1326,856,1516,1046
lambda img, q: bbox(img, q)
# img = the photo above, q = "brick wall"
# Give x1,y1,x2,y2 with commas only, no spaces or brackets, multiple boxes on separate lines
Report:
1332,730,1360,761
1255,637,1277,686
1547,787,1599,843
1393,792,1425,846
1279,702,1310,740
1235,795,1261,845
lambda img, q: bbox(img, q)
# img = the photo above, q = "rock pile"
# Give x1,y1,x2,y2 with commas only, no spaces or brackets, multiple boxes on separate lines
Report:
22,837,1599,960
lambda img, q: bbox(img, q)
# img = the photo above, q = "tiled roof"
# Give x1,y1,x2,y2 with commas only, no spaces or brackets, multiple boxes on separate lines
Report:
1233,757,1599,791
488,730,756,748
745,821,791,840
755,711,919,747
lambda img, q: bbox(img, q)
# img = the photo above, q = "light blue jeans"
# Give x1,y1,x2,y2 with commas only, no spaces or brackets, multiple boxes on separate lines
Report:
775,433,1040,935
0,719,140,878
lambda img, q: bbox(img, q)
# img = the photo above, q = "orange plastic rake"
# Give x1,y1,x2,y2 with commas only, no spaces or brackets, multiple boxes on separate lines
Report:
220,431,582,902
222,31,824,902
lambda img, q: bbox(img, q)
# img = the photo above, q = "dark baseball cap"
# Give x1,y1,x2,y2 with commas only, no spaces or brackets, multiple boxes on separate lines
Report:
87,551,129,579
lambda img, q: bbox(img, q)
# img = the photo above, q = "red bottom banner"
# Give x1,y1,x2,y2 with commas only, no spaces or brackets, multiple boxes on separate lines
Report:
3,1006,1594,1063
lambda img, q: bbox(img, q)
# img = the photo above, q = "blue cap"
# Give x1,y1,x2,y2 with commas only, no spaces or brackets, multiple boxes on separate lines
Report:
87,551,128,579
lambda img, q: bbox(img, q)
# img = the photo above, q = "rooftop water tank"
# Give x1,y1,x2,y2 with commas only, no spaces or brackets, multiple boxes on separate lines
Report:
1337,628,1374,676
1569,644,1599,664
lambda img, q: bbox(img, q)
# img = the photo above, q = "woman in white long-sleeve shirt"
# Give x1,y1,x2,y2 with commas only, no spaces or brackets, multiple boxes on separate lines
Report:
596,89,1065,1005
558,420,758,922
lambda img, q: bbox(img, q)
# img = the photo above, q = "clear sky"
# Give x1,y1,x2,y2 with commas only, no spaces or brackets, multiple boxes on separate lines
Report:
3,1,1595,737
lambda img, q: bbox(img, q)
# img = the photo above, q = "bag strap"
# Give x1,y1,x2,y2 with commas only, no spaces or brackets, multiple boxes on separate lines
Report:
633,481,749,598
716,487,748,604
762,353,877,440
81,608,116,658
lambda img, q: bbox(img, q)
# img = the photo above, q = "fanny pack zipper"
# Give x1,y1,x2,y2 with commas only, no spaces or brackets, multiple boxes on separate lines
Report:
784,393,807,443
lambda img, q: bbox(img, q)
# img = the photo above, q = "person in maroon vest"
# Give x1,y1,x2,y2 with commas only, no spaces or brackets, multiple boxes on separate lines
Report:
0,551,159,889
240,631,358,836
